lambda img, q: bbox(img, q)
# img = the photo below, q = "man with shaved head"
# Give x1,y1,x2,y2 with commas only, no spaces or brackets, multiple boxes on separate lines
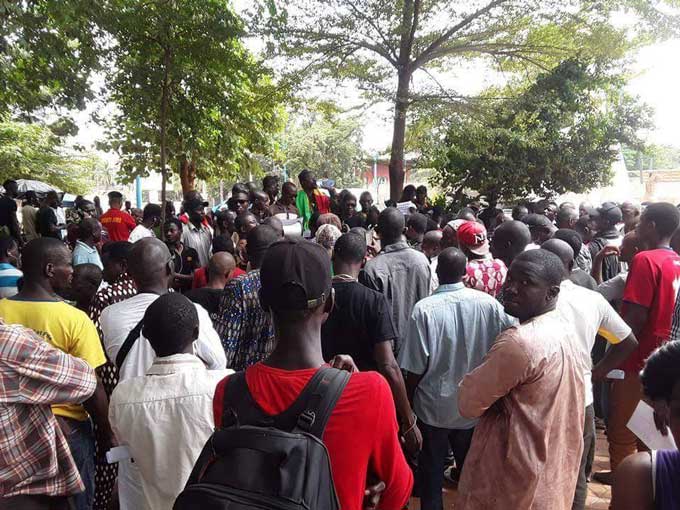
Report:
99,238,225,508
400,247,515,510
490,220,531,268
185,252,236,324
457,249,587,510
422,230,443,292
360,207,430,355
542,238,638,510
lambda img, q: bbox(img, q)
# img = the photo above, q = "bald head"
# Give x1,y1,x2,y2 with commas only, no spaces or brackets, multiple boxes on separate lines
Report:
422,230,443,259
437,247,468,284
377,207,406,244
490,220,531,266
128,238,172,288
207,252,236,287
540,238,573,276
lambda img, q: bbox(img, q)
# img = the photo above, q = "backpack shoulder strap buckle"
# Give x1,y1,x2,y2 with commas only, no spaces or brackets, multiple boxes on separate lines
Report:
297,409,316,431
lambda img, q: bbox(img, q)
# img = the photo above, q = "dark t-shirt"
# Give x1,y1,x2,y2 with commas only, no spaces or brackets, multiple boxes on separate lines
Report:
321,280,397,371
170,245,199,292
185,287,222,323
589,230,621,282
0,196,17,233
37,206,60,239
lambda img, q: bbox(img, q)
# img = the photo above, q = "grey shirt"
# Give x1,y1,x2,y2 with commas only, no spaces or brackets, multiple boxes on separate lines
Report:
359,240,431,354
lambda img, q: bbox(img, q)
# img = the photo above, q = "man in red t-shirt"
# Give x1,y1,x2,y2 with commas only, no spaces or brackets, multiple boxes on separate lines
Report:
100,191,136,242
600,202,680,480
213,238,413,510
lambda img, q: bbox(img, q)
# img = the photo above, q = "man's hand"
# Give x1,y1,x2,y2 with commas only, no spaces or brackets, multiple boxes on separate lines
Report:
652,399,671,436
330,354,359,373
364,475,386,510
400,422,423,458
595,245,620,261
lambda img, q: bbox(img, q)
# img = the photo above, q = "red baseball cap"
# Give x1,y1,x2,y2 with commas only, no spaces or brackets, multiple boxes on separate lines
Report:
457,221,490,256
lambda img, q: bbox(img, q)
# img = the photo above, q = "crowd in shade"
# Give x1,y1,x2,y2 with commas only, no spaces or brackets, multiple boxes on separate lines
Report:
2,172,680,510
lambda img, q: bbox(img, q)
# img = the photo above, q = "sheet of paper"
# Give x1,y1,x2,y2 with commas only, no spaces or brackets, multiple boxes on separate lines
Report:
397,201,415,215
627,401,677,451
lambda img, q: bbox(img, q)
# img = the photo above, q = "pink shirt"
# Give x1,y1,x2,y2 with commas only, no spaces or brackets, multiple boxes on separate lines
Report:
464,258,507,297
457,309,586,510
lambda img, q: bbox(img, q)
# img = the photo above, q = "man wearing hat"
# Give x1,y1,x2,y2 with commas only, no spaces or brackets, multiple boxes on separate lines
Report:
457,221,507,298
588,202,623,282
181,197,213,267
100,191,137,242
212,237,413,510
522,213,557,249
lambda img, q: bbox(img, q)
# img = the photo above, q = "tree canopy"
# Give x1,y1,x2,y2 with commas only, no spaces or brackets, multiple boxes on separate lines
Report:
250,0,679,199
0,116,106,194
429,59,652,207
282,104,365,187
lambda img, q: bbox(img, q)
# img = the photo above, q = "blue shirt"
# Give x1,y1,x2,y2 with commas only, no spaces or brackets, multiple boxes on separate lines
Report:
398,282,516,429
72,241,103,269
0,262,22,298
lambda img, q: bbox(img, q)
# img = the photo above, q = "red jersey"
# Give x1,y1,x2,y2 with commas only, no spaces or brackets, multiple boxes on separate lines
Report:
622,248,680,372
191,266,246,289
100,208,136,242
213,363,413,510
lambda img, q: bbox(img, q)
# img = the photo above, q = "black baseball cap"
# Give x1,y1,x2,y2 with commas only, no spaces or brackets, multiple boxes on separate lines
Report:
184,197,209,210
260,238,332,311
522,213,554,229
593,202,623,224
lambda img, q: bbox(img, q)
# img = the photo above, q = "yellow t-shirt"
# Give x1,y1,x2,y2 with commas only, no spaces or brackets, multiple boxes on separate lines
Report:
0,298,105,420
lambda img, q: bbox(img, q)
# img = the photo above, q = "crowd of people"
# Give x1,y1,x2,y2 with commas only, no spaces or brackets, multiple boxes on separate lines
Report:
2,171,680,510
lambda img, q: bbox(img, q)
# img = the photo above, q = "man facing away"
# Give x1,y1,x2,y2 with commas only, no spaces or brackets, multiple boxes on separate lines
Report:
457,221,507,298
185,251,236,324
0,321,97,510
0,238,114,510
99,191,136,242
321,232,422,457
109,294,232,510
456,249,587,510
399,247,515,510
600,202,680,481
128,203,161,243
214,225,280,370
542,238,638,510
0,179,21,245
422,230,443,292
99,238,225,509
360,207,430,355
212,238,413,510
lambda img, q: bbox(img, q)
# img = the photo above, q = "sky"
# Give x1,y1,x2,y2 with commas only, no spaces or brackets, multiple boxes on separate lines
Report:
74,37,680,158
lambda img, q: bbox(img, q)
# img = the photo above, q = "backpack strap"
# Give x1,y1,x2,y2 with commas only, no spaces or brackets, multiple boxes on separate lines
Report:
115,319,144,369
221,366,350,440
284,366,350,439
221,371,272,429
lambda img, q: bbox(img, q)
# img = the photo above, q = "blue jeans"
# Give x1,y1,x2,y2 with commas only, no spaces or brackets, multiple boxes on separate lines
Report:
61,418,95,510
417,421,475,510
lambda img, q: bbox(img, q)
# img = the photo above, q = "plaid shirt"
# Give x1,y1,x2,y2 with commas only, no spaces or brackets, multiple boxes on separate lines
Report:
214,270,274,371
0,321,96,497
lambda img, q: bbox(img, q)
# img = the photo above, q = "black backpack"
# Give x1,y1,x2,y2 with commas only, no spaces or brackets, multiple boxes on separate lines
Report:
174,366,350,510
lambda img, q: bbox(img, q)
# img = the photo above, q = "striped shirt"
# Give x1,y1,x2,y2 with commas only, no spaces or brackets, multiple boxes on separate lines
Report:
0,262,22,298
0,320,97,497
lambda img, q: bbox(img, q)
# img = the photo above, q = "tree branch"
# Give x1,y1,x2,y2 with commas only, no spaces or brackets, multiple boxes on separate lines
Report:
413,0,510,69
344,0,398,64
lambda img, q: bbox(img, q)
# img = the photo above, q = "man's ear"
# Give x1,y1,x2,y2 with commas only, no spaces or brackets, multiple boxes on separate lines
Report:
45,263,55,279
192,325,199,341
547,284,560,302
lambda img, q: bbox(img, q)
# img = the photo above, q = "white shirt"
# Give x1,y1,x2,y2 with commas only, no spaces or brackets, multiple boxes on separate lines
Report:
181,222,212,268
100,294,226,509
429,256,439,294
556,279,632,407
128,225,155,243
109,354,232,510
100,293,226,382
598,271,628,304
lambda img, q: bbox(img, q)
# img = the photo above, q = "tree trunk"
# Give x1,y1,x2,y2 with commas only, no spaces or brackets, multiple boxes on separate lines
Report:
179,157,197,195
159,47,171,235
388,69,411,201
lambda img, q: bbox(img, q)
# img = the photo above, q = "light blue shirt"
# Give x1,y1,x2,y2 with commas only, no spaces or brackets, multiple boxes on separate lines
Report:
399,282,516,429
72,240,103,270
